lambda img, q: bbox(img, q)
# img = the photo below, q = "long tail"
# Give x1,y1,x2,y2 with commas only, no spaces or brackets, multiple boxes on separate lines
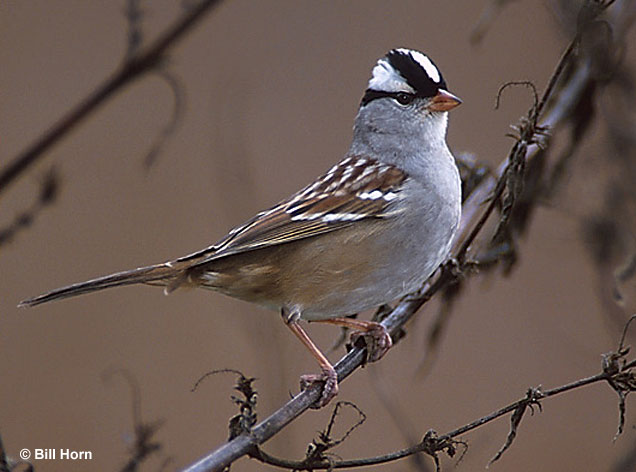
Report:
18,262,182,307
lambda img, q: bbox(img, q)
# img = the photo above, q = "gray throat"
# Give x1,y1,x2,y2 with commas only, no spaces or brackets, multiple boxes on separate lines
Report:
348,106,454,181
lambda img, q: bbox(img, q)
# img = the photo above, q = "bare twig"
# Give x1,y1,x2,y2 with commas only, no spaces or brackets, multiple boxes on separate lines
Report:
0,432,8,472
456,37,576,264
191,369,259,441
250,401,367,471
488,387,543,466
0,0,223,196
470,0,519,44
124,0,144,60
0,168,60,248
101,368,167,472
143,69,186,169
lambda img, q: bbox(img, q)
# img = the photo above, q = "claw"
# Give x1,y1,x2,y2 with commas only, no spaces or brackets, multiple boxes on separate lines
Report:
351,323,393,363
300,365,339,408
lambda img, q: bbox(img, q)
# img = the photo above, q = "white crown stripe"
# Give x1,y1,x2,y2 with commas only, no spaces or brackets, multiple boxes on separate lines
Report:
367,48,443,96
368,59,415,94
395,48,441,83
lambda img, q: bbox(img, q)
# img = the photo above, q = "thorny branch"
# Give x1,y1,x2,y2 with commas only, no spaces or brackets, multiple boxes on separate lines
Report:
191,369,259,440
420,0,635,373
182,1,635,471
250,401,367,471
196,316,636,472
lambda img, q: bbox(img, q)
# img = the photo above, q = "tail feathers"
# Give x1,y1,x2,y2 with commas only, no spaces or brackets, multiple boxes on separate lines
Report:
18,263,180,308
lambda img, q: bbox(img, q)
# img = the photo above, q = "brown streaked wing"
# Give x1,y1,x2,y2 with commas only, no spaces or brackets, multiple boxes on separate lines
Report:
190,157,407,266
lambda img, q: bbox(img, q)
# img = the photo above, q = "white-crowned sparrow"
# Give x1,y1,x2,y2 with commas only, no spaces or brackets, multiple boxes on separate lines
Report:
20,48,462,407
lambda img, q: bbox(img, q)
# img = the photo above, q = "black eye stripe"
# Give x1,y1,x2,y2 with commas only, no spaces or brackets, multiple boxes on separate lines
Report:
361,90,415,106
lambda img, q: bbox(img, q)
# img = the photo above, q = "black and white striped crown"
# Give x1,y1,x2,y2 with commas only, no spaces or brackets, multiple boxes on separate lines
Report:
362,48,447,105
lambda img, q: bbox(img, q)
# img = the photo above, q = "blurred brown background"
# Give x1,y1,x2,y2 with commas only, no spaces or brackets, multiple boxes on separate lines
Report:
2,1,635,471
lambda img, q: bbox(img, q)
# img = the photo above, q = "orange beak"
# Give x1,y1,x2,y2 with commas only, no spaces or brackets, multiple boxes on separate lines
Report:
427,89,462,112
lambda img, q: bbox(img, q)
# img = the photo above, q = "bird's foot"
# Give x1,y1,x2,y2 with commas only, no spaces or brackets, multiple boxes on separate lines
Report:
300,365,339,408
351,322,392,363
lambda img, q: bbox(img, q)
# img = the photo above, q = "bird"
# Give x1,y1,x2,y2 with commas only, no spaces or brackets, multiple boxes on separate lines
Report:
19,48,462,407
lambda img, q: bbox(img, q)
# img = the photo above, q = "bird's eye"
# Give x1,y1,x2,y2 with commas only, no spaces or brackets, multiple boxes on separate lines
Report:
395,92,414,105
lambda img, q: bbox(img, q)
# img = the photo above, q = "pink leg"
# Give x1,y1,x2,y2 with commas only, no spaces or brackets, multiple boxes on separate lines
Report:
286,319,339,408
